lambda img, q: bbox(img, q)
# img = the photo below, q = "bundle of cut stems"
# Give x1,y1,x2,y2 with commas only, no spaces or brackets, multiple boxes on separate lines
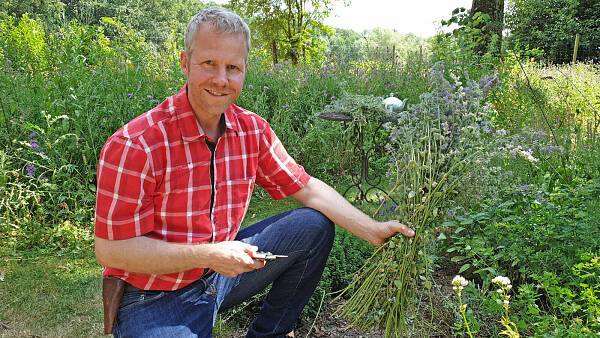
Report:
334,121,466,336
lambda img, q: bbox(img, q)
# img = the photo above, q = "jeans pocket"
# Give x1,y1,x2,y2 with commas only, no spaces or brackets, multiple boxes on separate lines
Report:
119,290,166,311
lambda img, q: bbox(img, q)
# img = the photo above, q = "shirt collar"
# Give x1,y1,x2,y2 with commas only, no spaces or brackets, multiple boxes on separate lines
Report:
174,84,240,142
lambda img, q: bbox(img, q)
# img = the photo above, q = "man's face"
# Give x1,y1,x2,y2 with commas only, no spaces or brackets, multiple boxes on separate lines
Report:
180,24,248,122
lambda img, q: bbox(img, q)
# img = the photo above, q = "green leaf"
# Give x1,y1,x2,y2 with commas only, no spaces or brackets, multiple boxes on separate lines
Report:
527,305,540,315
441,221,457,227
437,232,447,240
451,256,466,262
458,263,471,273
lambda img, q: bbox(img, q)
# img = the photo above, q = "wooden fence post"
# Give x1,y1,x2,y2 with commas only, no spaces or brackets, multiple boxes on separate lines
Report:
572,33,580,63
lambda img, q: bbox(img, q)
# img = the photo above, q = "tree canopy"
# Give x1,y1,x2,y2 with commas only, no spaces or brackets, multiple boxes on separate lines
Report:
228,0,337,64
0,0,212,45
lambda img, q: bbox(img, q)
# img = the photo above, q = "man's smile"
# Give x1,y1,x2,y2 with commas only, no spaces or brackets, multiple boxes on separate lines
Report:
206,89,228,96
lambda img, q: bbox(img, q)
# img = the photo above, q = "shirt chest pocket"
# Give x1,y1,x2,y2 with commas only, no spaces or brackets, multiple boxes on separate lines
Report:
214,177,255,226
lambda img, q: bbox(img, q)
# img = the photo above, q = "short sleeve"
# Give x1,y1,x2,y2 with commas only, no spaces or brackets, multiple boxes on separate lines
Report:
94,136,156,240
255,123,311,200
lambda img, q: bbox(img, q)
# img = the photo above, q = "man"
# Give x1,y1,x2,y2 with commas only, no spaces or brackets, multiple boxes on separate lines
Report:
94,6,414,338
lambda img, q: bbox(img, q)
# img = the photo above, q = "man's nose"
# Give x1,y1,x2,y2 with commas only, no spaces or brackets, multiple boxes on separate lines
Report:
212,67,228,86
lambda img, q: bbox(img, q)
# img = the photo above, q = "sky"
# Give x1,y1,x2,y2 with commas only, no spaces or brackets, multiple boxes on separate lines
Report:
324,0,472,37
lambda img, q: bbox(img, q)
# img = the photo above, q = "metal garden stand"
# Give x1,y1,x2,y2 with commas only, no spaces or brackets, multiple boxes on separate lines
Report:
317,111,398,204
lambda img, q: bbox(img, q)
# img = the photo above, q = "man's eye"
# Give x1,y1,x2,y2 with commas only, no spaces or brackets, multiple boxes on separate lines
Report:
228,65,238,70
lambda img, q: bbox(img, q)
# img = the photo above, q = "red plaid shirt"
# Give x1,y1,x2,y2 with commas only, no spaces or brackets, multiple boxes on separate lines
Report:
95,85,310,290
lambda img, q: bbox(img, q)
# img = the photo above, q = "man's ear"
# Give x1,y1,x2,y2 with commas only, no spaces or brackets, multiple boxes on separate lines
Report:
180,50,189,77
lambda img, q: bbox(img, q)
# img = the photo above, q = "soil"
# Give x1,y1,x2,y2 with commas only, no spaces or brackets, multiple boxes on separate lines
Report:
224,258,460,338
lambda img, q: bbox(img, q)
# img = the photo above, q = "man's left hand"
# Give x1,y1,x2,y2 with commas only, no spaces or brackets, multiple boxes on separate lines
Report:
369,220,415,247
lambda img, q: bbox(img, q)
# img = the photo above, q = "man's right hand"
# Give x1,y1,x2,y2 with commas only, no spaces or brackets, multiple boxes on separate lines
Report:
208,241,266,277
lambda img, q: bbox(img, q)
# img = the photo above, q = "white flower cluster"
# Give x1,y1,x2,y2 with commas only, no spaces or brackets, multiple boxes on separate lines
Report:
493,276,513,308
492,276,512,288
452,275,469,291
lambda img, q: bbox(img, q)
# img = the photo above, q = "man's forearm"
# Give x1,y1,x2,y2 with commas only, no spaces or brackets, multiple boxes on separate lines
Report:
95,236,213,275
95,236,265,277
291,178,379,243
291,178,414,246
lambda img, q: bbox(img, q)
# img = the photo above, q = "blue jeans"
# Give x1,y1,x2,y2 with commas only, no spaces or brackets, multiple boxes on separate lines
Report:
113,208,335,338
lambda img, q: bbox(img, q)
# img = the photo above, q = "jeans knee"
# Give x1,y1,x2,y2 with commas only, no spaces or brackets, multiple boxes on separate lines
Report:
299,208,334,247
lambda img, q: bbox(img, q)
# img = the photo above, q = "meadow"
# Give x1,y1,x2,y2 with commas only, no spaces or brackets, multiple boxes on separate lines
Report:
1,14,599,337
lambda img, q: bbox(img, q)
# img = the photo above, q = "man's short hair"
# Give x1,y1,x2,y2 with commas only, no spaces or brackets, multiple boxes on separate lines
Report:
185,7,251,58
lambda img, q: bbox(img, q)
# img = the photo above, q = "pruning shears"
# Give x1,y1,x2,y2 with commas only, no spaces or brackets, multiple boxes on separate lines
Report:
247,250,288,261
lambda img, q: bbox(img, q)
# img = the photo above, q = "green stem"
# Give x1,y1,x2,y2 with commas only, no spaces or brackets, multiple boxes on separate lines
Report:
458,290,474,338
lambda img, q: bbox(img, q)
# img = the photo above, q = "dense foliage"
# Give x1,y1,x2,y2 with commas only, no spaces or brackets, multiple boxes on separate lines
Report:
505,0,600,63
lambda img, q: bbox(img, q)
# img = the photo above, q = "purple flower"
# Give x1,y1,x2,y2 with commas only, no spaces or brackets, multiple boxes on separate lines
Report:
40,151,46,155
92,69,99,75
128,93,133,97
30,141,39,150
6,59,11,63
248,84,254,89
305,41,311,46
150,99,158,103
26,164,36,176
330,96,335,100
30,132,36,138
147,95,152,99
40,176,48,181
263,86,269,90
282,105,290,109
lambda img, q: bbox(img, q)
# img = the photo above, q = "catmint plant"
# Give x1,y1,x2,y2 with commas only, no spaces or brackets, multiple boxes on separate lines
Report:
335,62,514,336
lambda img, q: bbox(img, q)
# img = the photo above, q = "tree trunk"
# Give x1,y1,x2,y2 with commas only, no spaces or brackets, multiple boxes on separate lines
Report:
271,40,279,66
471,0,505,55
